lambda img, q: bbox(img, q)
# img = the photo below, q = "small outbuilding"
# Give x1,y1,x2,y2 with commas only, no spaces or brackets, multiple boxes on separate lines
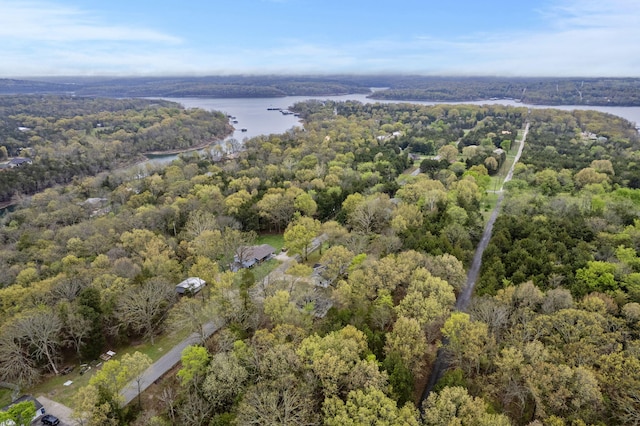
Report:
175,277,206,296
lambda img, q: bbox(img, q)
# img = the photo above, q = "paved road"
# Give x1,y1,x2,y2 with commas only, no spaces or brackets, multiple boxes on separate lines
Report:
37,396,74,426
119,234,327,406
120,321,219,406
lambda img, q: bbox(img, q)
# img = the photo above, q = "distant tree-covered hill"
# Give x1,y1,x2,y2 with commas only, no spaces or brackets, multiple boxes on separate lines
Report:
0,76,372,98
368,76,640,106
1,75,639,105
0,95,232,203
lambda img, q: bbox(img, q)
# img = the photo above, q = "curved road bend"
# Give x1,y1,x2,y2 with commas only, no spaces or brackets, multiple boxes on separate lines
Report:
120,234,327,406
420,121,530,410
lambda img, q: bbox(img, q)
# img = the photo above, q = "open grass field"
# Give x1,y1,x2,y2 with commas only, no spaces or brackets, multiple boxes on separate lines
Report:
487,130,525,191
256,233,285,252
250,258,280,282
20,233,309,409
481,192,501,221
27,328,190,407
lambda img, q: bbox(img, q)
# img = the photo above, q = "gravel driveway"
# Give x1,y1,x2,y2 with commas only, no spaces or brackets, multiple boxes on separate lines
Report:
36,396,74,426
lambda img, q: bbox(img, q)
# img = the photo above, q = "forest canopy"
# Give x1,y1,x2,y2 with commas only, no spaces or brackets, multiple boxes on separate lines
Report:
0,95,232,204
1,97,640,425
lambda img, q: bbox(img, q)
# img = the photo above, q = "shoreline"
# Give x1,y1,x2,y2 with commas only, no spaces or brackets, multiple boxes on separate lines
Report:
367,97,640,108
143,138,224,157
0,131,233,215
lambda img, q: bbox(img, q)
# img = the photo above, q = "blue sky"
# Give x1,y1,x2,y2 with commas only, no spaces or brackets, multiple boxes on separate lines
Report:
1,0,638,77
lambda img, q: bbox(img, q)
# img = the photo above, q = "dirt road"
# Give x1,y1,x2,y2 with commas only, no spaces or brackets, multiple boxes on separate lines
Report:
420,121,530,410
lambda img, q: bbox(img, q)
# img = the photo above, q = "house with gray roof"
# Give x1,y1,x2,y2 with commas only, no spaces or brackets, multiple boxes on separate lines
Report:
8,158,32,168
232,244,276,271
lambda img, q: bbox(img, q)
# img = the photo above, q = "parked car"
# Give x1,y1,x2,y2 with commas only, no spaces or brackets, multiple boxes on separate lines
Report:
41,414,60,425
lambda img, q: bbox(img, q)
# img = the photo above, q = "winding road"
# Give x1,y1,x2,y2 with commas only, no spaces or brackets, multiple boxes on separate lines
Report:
420,121,530,409
116,118,531,411
119,234,327,406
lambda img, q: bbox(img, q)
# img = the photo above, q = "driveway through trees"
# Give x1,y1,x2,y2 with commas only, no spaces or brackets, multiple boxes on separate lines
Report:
120,234,327,406
420,121,530,410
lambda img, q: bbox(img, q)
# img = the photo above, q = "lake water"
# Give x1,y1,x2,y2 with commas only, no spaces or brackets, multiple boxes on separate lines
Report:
144,95,640,165
167,94,640,130
2,95,639,216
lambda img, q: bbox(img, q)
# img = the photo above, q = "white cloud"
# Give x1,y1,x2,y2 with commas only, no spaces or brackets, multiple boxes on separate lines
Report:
0,0,638,76
449,0,640,76
538,0,640,30
199,1,640,76
0,0,181,43
329,0,640,76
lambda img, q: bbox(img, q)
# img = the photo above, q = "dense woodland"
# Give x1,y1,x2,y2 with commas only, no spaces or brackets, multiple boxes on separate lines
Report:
369,77,640,106
2,76,640,105
1,96,640,425
0,96,232,204
0,76,373,98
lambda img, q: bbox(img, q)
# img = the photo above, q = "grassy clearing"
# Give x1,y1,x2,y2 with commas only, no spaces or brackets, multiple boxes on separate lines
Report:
256,233,285,252
488,174,504,192
27,328,191,407
27,364,93,407
303,244,326,265
251,258,280,282
481,193,500,221
111,328,191,369
0,388,13,407
486,131,525,193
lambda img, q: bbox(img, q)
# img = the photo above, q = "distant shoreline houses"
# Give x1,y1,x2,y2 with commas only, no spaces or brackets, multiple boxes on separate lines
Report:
0,157,32,170
8,157,32,168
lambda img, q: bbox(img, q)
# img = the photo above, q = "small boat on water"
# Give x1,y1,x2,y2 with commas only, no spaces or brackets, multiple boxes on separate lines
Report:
232,120,238,124
241,128,247,132
267,107,282,111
